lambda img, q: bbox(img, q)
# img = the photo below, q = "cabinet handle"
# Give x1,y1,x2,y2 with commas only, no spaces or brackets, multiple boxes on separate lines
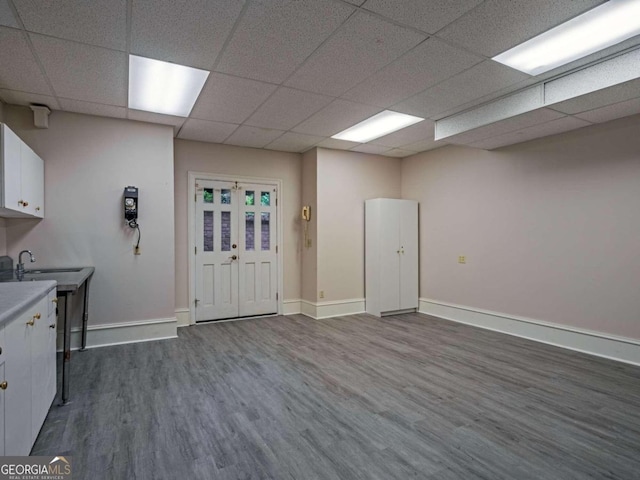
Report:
26,319,35,326
34,313,41,320
0,381,7,390
49,323,56,329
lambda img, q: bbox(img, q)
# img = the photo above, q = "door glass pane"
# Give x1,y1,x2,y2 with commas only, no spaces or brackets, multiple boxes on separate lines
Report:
245,190,255,206
245,212,255,251
203,188,213,203
203,211,213,252
221,211,231,251
221,189,231,204
261,212,270,251
261,191,270,206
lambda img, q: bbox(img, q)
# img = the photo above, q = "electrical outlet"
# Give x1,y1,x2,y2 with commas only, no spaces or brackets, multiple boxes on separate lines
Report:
319,290,324,299
458,255,466,264
134,246,141,255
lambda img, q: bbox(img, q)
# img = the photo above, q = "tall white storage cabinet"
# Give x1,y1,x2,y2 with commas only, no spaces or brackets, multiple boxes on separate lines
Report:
365,198,419,317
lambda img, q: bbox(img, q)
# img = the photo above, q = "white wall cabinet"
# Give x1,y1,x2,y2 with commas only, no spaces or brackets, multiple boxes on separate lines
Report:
0,123,45,218
1,289,57,455
365,198,419,317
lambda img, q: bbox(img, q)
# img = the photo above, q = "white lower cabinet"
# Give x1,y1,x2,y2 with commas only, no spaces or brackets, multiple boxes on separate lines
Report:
1,289,57,455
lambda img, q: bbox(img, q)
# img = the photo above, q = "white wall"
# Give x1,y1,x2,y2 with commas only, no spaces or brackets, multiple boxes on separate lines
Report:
402,114,640,340
173,139,302,311
316,148,401,302
3,106,176,330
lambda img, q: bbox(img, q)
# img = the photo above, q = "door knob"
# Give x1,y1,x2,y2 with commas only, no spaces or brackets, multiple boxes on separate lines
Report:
232,244,237,249
231,255,238,260
0,381,7,390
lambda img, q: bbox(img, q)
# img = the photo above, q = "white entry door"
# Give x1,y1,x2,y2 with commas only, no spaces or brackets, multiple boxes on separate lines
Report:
195,179,278,321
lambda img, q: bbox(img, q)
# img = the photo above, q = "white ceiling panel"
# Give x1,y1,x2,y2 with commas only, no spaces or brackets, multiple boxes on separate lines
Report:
177,118,238,144
216,0,354,83
190,73,277,124
58,98,125,119
0,89,59,109
316,138,361,150
245,87,333,131
437,0,605,58
343,37,482,107
547,78,640,115
224,126,285,149
385,148,417,157
444,108,565,145
131,0,244,70
362,0,484,34
350,144,391,155
266,132,323,153
471,116,592,150
394,60,528,119
292,99,381,137
128,109,186,134
285,11,425,96
403,137,447,153
31,34,126,105
575,98,640,124
0,0,19,27
0,27,51,95
13,0,127,51
370,119,435,147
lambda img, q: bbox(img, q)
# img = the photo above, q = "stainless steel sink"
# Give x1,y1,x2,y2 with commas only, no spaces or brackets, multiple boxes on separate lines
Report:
24,268,84,274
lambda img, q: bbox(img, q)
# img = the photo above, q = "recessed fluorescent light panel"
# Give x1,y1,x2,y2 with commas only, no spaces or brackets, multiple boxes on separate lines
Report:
493,0,640,76
128,55,209,117
331,110,424,143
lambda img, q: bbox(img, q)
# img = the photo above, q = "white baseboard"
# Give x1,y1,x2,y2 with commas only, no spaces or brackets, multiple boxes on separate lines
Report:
299,298,365,320
57,317,178,351
282,299,301,315
175,308,190,327
419,298,640,367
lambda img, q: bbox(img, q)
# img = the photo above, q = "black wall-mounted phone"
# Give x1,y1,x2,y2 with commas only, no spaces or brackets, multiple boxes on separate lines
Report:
124,186,138,226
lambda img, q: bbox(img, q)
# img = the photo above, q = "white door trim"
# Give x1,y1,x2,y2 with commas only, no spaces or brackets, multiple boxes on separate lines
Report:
188,171,284,325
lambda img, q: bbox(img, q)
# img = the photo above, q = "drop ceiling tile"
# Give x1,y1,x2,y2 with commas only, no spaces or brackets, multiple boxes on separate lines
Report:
58,98,125,119
266,132,323,153
343,38,482,107
178,118,238,144
31,34,126,106
370,119,434,147
362,0,484,34
350,144,391,155
437,0,604,57
0,89,59,109
316,138,360,150
444,108,565,145
403,138,447,153
385,148,417,158
470,116,591,150
286,11,425,97
128,109,186,134
13,0,126,50
574,98,640,124
216,0,354,83
344,0,366,5
0,0,18,27
547,78,640,115
0,27,51,95
131,0,243,69
224,126,285,149
190,73,277,124
394,60,528,119
245,87,333,131
292,99,382,137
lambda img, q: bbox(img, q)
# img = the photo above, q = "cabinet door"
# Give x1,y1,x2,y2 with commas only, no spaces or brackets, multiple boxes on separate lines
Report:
21,144,44,218
399,201,419,310
379,200,401,312
4,313,32,456
31,297,53,442
1,124,22,212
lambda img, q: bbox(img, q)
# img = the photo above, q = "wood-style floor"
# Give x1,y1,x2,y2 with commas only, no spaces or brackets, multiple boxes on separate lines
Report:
33,313,640,479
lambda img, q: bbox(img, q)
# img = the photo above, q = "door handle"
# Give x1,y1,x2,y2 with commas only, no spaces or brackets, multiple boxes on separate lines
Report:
231,255,238,260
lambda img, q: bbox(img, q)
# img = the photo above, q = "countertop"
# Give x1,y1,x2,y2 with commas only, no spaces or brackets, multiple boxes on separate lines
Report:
0,280,57,327
0,267,95,292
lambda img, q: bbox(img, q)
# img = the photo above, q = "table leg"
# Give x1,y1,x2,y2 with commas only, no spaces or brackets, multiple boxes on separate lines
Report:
61,292,72,406
80,277,92,351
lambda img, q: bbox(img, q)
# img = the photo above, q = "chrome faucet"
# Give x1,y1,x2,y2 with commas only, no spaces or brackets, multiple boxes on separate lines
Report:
16,250,36,280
